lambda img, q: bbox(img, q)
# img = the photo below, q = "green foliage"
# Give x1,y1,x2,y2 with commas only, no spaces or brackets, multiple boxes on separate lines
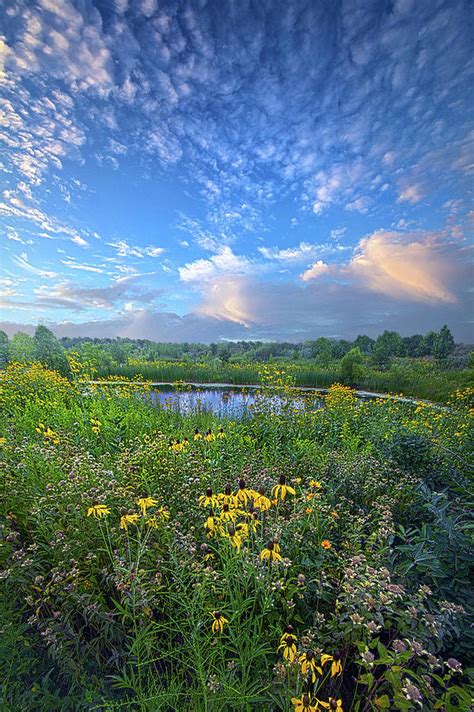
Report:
33,326,70,376
433,325,456,360
9,331,35,363
1,365,472,710
340,347,365,384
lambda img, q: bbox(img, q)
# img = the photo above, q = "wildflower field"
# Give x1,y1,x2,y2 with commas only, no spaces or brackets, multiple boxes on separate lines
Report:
1,362,473,711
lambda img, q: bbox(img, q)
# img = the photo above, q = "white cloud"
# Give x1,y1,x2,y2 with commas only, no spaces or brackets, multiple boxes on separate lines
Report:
71,235,88,247
179,246,257,283
61,259,103,273
12,252,56,278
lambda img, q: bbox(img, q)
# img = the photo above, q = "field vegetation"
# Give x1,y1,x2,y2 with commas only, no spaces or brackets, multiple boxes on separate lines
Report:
1,358,473,710
1,324,472,403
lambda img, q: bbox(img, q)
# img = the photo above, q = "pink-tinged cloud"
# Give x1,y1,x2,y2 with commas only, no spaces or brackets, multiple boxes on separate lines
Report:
301,230,465,304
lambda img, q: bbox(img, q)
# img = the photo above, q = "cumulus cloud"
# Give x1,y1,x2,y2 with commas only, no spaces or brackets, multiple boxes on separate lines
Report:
179,246,258,283
301,229,468,304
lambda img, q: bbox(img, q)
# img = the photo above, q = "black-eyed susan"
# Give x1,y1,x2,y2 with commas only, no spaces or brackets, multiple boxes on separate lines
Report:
272,474,296,501
210,610,229,633
309,480,322,489
120,513,140,530
204,429,215,442
87,503,110,519
194,428,203,440
317,698,343,711
299,650,323,682
320,652,343,677
217,427,226,439
277,632,298,662
321,540,332,550
260,540,282,562
199,488,219,508
170,439,185,452
291,694,318,712
137,496,158,516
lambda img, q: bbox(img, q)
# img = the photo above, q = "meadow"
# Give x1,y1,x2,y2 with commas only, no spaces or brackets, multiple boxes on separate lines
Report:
1,361,473,711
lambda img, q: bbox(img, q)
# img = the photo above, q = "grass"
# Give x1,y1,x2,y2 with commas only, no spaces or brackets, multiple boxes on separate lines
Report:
1,362,473,710
95,357,472,403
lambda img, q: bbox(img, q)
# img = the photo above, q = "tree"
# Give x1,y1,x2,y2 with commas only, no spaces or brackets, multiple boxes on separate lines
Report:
353,335,375,355
420,331,437,356
373,331,404,366
433,325,455,360
0,330,9,368
402,334,424,357
340,347,365,384
9,332,35,363
33,325,70,375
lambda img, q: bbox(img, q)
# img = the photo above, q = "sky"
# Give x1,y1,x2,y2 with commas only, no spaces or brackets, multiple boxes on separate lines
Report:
0,0,473,343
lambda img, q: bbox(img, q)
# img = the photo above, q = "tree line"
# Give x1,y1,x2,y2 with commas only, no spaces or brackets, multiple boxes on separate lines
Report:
0,324,467,378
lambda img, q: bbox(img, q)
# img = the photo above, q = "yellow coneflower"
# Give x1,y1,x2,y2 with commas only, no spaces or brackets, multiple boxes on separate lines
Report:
245,509,261,532
260,540,282,562
219,503,237,522
272,475,296,501
157,506,170,521
204,430,215,442
199,488,219,508
218,483,237,507
306,507,314,514
277,632,298,661
194,429,203,440
204,510,217,535
317,698,344,711
331,510,339,519
320,652,343,677
222,524,243,550
146,516,158,528
321,540,332,550
120,513,140,530
137,496,158,515
309,480,322,489
291,694,318,712
210,610,229,633
235,479,256,505
170,439,185,452
87,503,110,519
253,488,271,511
217,427,226,439
299,650,322,682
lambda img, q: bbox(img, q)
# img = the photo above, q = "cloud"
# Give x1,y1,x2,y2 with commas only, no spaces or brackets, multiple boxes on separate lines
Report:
258,241,347,264
12,252,56,278
179,246,258,283
61,259,103,273
301,229,469,304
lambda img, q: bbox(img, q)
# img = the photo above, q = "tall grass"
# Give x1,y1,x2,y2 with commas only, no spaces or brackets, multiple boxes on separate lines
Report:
96,359,472,402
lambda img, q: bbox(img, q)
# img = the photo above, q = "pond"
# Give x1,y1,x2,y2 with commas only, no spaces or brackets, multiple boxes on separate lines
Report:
148,384,324,418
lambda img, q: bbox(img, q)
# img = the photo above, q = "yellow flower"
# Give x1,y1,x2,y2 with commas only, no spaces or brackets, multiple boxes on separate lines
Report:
309,480,322,489
157,506,170,521
235,478,257,505
272,475,296,501
299,650,323,682
331,510,339,519
193,429,203,440
137,496,158,515
199,488,219,507
277,633,298,661
253,489,271,511
204,430,215,442
219,503,238,522
218,484,237,507
217,428,226,439
87,503,110,519
169,440,185,452
211,610,229,633
320,653,343,677
260,540,282,562
146,516,158,528
306,507,313,514
321,540,332,550
120,513,140,530
317,698,343,711
0,437,5,446
204,511,217,535
222,523,243,549
291,694,319,712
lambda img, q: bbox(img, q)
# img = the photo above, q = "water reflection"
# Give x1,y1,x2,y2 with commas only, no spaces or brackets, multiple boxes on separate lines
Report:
149,386,323,417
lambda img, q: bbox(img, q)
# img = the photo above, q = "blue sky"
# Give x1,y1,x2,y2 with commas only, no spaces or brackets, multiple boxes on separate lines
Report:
0,0,473,342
